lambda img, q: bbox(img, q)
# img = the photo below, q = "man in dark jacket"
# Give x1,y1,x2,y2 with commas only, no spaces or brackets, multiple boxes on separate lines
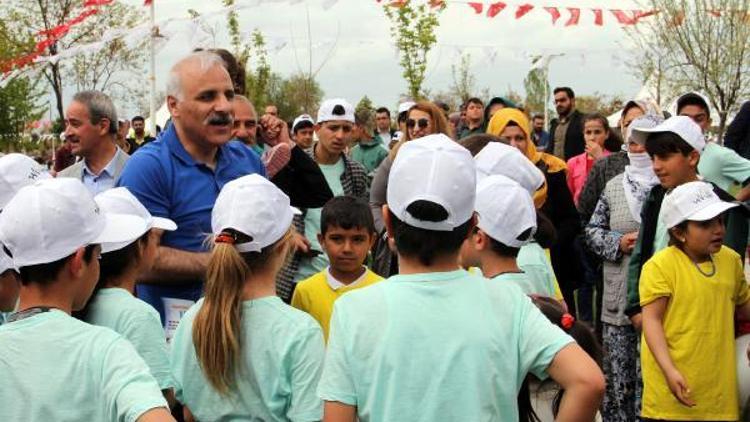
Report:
548,87,585,161
725,100,750,160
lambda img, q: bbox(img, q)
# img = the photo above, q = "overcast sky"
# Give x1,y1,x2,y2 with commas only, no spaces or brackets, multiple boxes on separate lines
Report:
115,0,644,115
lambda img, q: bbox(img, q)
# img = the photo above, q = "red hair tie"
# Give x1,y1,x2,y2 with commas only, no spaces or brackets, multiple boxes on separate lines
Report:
215,232,235,245
561,313,575,330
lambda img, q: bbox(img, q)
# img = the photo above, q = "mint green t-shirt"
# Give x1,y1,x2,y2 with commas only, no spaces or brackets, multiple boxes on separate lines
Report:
318,269,573,421
491,271,553,299
0,310,167,421
698,142,750,192
653,196,669,253
86,288,174,390
517,242,558,297
296,158,345,283
171,296,325,422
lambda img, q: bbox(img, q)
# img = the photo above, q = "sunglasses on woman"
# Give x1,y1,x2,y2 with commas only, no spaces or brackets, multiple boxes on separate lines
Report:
406,118,430,129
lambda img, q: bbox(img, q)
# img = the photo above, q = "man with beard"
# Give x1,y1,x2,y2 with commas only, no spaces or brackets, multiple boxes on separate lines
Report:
548,87,586,161
126,115,156,153
116,51,265,331
58,90,129,195
231,95,260,154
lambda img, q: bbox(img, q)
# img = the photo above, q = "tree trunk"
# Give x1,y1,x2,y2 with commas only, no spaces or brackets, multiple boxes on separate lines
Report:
717,111,727,144
50,63,64,121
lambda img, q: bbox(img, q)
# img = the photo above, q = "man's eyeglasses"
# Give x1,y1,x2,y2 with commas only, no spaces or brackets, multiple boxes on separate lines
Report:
406,118,430,129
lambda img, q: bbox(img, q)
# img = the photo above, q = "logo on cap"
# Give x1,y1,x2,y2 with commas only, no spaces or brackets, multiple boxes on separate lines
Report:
332,105,346,116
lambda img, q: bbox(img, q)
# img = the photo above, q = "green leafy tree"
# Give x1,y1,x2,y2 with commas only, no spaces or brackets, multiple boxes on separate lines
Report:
265,73,323,121
449,53,476,104
0,21,45,149
383,1,444,99
626,0,750,136
524,68,549,115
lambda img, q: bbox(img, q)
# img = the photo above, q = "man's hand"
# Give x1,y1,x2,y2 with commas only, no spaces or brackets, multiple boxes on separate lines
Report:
259,115,292,147
291,231,311,254
619,231,639,254
665,367,695,407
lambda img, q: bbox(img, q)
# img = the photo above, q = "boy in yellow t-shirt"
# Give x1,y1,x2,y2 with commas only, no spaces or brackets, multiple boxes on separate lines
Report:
292,196,382,341
640,181,750,421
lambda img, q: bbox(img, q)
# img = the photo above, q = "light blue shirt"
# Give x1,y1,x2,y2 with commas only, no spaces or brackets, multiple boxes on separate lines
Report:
171,296,325,422
82,148,124,195
318,269,573,421
517,242,559,297
296,158,345,283
0,309,167,421
85,288,174,390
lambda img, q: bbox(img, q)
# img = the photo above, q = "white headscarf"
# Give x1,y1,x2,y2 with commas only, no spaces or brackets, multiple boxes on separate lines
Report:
622,114,662,222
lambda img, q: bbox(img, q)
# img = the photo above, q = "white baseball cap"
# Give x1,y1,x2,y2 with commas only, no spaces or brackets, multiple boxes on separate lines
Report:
476,175,537,248
212,174,301,252
0,153,51,210
630,115,705,153
474,142,544,195
0,178,147,268
317,98,355,123
0,249,15,274
292,114,315,132
95,187,177,253
387,134,476,231
398,101,416,115
661,181,739,229
625,114,664,144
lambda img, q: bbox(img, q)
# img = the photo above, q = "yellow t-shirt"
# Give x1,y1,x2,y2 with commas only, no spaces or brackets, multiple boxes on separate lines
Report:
639,245,750,420
291,268,383,342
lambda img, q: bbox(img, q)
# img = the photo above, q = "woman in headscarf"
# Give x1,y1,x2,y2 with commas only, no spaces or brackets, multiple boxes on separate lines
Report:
486,108,581,313
583,114,662,422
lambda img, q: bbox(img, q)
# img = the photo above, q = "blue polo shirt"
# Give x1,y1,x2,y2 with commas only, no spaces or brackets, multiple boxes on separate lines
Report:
116,125,266,324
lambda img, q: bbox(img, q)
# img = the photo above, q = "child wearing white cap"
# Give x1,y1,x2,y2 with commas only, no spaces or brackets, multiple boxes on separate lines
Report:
317,134,604,421
467,140,565,305
0,178,173,421
78,187,178,407
624,116,748,329
460,174,559,299
639,181,750,421
169,174,324,421
0,154,51,324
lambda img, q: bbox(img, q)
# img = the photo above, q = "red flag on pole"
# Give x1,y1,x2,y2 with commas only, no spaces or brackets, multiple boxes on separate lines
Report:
544,7,561,24
487,2,506,18
144,0,153,5
467,2,483,14
592,9,603,26
565,8,580,26
515,4,534,19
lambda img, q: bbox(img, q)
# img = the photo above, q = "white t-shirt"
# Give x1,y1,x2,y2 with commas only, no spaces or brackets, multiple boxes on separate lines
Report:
0,309,167,421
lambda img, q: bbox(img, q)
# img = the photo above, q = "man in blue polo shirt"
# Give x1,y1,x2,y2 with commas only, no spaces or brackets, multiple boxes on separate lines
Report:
117,51,265,338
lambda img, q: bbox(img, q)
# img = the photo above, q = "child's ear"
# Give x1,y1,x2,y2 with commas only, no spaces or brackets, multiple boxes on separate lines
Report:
383,205,393,240
317,233,325,251
688,149,700,168
474,230,489,252
68,247,87,278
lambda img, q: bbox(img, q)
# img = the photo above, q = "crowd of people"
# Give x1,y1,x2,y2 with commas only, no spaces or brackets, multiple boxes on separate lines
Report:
1,46,750,422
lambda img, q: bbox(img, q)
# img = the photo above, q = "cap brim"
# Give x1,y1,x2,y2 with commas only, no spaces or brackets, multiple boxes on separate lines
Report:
291,206,302,215
151,216,177,231
95,213,148,253
685,201,739,223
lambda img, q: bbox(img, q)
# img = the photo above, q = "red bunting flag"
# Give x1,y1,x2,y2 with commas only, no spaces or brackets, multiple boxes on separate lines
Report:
83,0,113,6
592,9,603,26
487,2,506,18
389,0,408,7
544,7,561,24
144,0,153,4
565,8,580,26
635,10,658,20
610,9,636,25
467,2,483,14
515,4,534,19
428,0,444,8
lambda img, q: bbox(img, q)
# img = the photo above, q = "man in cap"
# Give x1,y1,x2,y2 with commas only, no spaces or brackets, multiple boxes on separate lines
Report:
276,98,369,303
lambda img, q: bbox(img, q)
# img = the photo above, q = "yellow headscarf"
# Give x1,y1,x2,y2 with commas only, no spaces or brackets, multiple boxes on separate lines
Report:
486,108,567,208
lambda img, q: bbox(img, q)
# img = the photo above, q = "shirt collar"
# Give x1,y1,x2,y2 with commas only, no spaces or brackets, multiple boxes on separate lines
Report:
83,147,122,177
326,266,368,291
165,124,229,170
